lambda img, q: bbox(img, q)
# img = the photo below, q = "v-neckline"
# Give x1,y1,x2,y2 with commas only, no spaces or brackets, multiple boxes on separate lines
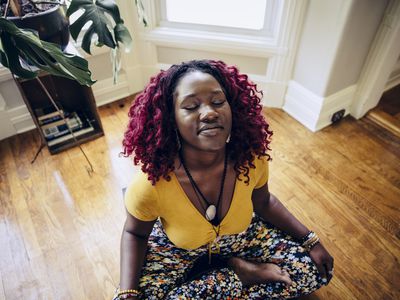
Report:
171,171,237,226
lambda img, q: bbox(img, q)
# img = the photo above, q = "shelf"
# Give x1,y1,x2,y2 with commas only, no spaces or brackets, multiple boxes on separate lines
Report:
14,70,104,154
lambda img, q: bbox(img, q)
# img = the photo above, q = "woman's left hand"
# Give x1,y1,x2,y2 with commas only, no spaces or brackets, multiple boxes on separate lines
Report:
309,242,334,284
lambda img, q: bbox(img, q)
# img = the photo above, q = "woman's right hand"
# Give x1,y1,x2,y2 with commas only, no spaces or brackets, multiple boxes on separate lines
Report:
228,257,292,287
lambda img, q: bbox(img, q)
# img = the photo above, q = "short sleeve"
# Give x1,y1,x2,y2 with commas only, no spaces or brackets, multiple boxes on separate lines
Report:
124,172,159,221
254,156,269,189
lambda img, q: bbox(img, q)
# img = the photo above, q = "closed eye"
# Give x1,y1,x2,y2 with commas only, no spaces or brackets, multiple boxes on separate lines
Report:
183,104,199,111
212,99,226,106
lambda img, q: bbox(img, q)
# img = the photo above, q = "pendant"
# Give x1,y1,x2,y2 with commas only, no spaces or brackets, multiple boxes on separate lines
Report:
208,239,221,264
205,205,216,221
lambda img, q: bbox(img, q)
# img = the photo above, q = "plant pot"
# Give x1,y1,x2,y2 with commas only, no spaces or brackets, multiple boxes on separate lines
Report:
8,4,69,50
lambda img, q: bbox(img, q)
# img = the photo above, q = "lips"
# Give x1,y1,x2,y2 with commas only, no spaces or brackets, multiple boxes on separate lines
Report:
198,125,224,136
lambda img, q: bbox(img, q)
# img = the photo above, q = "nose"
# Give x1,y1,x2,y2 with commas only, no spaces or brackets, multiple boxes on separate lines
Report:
199,104,219,122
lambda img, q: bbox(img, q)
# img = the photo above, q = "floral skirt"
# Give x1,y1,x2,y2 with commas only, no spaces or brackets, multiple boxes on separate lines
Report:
138,215,324,299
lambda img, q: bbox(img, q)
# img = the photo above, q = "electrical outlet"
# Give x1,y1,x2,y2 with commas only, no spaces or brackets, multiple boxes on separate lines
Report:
331,109,345,123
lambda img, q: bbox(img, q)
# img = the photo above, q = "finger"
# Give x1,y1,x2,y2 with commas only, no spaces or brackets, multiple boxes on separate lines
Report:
268,268,292,287
278,270,292,286
326,259,334,283
278,275,292,286
315,262,328,285
269,257,284,265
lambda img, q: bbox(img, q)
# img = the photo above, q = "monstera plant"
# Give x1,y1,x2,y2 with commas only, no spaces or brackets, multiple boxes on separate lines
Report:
0,0,147,84
0,0,146,169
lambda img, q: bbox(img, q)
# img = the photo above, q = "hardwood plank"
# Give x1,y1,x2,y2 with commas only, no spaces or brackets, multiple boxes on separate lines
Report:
366,109,400,137
0,99,399,299
266,110,400,239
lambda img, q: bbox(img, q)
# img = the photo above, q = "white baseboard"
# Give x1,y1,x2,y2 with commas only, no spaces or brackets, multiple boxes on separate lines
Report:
0,104,36,141
0,111,20,140
283,80,356,131
283,81,323,131
262,81,288,107
316,85,356,130
385,74,400,91
8,105,36,133
92,73,131,107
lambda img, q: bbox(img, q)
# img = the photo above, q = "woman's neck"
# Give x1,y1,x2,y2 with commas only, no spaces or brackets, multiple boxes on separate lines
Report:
179,146,226,171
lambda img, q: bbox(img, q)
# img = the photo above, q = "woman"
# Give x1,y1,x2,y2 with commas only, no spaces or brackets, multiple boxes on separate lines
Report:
115,60,333,299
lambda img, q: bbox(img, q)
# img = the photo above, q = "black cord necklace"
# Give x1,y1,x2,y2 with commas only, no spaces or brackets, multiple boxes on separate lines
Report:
179,150,228,226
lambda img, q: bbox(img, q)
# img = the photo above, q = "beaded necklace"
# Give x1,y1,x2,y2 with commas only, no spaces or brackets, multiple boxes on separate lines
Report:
179,150,228,226
179,150,228,263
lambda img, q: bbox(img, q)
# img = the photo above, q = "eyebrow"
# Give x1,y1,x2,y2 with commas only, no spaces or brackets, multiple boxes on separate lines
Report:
181,89,225,101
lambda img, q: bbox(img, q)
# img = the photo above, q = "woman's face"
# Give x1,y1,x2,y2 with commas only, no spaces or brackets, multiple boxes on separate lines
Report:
173,71,232,152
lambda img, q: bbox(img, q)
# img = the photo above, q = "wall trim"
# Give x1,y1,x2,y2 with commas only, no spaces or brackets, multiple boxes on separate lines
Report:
316,84,356,130
385,75,400,91
0,67,12,82
351,0,400,118
262,0,309,107
385,57,400,91
283,80,356,131
283,81,323,131
92,73,131,107
7,104,35,135
142,27,283,58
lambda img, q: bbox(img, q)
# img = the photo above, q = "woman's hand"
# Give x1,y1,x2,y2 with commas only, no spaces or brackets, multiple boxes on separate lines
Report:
309,242,334,284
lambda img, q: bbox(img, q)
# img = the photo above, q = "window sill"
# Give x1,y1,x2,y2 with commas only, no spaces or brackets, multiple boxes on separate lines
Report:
141,27,286,58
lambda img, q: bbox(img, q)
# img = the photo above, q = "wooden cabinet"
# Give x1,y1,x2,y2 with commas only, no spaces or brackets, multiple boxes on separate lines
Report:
15,72,104,154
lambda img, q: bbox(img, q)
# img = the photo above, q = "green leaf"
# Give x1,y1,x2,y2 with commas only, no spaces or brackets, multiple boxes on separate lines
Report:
135,0,148,27
114,22,132,52
67,0,132,54
0,18,95,85
1,33,37,79
0,49,10,68
81,26,96,54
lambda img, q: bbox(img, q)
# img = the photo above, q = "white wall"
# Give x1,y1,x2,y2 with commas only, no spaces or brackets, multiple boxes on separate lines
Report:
284,0,396,131
292,0,352,97
326,0,388,95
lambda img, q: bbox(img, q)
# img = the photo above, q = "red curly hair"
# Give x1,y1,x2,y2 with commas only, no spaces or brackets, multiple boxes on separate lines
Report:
122,60,272,184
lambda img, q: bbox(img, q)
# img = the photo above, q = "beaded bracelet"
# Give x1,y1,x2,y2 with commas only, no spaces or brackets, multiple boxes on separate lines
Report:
112,288,140,300
300,231,320,251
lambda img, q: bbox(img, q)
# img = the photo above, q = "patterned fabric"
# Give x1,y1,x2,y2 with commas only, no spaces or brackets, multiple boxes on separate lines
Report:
138,215,325,299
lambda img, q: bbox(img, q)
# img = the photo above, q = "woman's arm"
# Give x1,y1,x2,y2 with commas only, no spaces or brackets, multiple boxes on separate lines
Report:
252,182,334,283
119,211,156,298
252,183,309,239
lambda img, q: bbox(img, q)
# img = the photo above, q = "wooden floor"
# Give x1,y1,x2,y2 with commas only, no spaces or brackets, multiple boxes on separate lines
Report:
0,97,399,300
366,84,400,137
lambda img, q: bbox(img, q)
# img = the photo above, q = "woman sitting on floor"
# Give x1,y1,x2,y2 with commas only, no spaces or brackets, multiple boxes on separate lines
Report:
114,59,334,299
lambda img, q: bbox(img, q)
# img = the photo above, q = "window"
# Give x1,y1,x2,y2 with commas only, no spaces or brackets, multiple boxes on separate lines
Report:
164,0,267,30
146,0,284,58
157,0,281,37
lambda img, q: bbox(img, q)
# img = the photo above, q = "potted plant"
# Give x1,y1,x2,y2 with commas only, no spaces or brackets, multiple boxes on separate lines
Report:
0,0,146,170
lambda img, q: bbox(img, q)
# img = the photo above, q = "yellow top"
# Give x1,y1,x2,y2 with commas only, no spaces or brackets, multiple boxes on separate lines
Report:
124,156,269,250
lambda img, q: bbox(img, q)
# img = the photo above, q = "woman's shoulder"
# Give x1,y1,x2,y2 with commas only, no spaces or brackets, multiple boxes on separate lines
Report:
126,170,159,198
252,154,269,188
253,154,269,168
124,170,164,221
127,169,173,195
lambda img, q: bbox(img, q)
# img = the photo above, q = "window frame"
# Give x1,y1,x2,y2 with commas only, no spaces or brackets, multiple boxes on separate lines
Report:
156,0,283,41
